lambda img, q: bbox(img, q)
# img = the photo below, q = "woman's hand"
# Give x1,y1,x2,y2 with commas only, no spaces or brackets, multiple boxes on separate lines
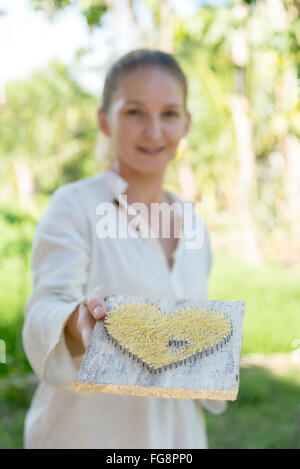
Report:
65,287,110,357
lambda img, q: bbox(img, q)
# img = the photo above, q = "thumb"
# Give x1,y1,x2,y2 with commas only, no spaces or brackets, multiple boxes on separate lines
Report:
85,287,111,319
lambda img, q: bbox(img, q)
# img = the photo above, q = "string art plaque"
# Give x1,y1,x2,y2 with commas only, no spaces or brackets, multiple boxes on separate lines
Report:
75,295,245,400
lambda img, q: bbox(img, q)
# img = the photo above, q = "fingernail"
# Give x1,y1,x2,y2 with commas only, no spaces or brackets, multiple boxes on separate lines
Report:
94,305,103,316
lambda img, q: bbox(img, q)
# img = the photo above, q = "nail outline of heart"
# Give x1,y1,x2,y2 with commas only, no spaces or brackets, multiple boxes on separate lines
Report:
104,302,233,373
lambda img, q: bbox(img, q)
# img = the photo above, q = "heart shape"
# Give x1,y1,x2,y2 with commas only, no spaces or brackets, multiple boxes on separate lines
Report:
104,303,233,372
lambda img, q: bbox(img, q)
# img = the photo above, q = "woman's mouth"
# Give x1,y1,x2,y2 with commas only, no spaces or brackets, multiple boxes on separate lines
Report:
136,146,165,155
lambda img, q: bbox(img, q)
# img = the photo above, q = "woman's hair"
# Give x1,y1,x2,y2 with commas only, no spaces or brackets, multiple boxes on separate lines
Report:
101,49,188,112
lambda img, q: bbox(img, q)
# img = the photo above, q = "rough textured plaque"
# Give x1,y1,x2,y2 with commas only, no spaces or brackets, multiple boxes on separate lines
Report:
75,295,245,400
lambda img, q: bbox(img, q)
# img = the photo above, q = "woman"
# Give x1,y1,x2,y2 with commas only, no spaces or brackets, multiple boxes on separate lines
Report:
23,49,226,449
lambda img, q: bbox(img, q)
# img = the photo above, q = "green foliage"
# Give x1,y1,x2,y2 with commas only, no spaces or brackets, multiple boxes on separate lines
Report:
30,0,108,27
0,373,37,449
30,0,72,15
0,208,36,260
0,61,99,195
80,1,108,27
0,206,37,379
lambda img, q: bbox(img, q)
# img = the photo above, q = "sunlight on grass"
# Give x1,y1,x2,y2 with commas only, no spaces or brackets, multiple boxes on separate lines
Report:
208,253,300,354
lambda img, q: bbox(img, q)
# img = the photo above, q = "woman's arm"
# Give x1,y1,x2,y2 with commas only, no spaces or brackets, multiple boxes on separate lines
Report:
64,303,85,357
64,287,109,357
22,185,103,386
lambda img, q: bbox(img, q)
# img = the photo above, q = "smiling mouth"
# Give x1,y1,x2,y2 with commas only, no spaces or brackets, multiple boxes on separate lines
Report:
137,146,165,155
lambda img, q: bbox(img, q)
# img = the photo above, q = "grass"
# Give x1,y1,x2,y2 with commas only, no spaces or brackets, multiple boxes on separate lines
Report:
0,257,31,379
0,373,37,449
208,253,300,354
0,366,299,449
205,366,300,449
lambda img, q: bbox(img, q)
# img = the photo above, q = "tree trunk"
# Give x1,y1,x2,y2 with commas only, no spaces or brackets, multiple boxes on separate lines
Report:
276,66,300,237
228,7,262,264
159,0,174,53
278,134,300,233
106,0,146,52
228,94,262,264
267,0,300,249
11,160,35,205
157,1,197,202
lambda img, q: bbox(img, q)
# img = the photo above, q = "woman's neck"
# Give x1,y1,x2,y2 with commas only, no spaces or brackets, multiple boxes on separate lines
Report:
111,160,168,206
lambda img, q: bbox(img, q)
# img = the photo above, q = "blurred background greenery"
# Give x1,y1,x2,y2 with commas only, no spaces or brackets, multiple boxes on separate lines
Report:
0,0,299,449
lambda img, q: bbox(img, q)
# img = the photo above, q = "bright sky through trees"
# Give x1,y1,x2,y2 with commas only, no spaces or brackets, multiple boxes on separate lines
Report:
0,0,212,100
0,0,90,85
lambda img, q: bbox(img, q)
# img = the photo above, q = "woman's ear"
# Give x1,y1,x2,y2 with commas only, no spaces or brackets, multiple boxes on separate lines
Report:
97,108,111,137
183,111,191,137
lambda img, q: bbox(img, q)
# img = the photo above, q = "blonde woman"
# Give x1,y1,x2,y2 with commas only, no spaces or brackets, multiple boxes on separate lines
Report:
23,49,226,449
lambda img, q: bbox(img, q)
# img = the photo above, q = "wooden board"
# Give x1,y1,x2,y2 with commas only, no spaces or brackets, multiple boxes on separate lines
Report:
75,295,245,400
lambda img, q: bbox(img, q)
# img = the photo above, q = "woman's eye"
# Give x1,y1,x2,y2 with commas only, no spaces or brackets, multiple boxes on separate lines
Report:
163,111,179,118
126,109,141,115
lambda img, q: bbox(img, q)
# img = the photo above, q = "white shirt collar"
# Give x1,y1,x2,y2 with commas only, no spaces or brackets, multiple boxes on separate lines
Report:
100,168,200,253
100,168,188,238
102,168,129,200
102,167,188,208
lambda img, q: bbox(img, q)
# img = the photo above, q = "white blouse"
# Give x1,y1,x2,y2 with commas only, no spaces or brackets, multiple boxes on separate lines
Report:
22,168,227,449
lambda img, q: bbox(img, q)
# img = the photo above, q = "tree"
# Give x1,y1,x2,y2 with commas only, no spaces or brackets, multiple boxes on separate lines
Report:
0,61,99,203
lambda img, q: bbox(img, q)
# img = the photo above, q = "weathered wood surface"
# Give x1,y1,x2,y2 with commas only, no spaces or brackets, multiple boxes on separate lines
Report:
75,295,245,400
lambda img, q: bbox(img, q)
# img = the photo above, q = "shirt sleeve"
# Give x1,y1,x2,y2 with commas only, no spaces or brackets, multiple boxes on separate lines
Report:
199,399,228,415
22,185,90,389
204,222,213,277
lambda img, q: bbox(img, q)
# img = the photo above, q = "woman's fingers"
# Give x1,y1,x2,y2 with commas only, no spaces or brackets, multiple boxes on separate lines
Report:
76,287,111,349
77,303,96,349
85,287,109,320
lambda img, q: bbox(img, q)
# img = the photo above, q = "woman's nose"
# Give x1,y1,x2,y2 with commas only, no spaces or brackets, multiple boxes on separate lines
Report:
144,116,163,139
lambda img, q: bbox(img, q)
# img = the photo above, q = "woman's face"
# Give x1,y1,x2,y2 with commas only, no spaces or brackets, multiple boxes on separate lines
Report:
98,67,191,176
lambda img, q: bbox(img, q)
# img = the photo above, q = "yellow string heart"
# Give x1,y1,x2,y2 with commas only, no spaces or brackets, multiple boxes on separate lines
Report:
104,302,233,371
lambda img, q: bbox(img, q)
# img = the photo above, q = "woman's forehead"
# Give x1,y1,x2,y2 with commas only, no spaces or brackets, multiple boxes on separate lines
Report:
113,67,185,105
